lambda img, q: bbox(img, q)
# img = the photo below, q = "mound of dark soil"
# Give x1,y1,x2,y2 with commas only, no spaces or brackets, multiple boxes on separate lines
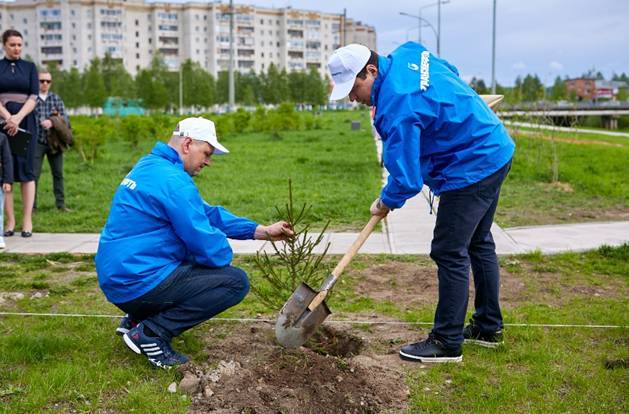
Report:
186,323,409,414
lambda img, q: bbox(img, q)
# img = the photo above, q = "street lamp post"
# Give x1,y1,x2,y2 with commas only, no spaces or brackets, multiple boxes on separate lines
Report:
400,0,449,55
399,12,439,53
228,0,235,112
491,0,497,94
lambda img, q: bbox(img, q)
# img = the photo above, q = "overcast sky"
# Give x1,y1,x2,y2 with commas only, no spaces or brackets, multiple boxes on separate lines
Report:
235,0,628,86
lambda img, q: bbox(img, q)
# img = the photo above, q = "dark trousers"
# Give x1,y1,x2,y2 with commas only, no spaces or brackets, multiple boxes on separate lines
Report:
114,264,250,342
430,160,512,349
33,142,65,209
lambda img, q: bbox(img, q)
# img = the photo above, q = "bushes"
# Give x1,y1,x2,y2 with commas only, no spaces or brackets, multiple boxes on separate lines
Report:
73,117,113,164
211,103,321,136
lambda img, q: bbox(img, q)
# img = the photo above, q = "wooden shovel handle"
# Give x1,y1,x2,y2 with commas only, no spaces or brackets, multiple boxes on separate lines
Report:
307,215,382,311
332,214,382,278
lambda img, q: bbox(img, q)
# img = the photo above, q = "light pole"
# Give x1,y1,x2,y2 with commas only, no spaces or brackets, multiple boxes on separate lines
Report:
491,0,497,94
179,64,183,115
400,0,449,55
228,0,235,112
399,13,439,53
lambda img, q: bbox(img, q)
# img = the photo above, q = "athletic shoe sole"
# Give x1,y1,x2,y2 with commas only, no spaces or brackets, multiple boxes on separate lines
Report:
116,327,130,336
399,350,463,363
123,333,142,355
464,338,503,348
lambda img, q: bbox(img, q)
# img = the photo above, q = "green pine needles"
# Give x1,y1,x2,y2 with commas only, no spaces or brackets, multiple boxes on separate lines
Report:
251,179,331,310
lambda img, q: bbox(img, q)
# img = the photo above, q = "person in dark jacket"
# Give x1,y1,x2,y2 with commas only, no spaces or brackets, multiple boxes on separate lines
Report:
96,117,293,369
328,43,515,363
0,29,38,238
34,70,71,212
0,132,13,249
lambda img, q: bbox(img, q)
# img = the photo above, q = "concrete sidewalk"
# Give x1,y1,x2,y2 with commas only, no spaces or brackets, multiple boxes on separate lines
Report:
1,219,627,255
2,126,627,256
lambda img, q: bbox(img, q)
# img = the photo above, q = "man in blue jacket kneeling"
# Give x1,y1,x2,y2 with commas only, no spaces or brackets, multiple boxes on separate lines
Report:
96,117,293,369
328,43,515,363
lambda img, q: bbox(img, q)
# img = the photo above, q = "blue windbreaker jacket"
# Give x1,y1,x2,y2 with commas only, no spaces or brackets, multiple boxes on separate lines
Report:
95,142,258,304
372,42,515,208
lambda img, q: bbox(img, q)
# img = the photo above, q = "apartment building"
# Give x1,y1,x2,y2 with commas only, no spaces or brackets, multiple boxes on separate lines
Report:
0,0,376,77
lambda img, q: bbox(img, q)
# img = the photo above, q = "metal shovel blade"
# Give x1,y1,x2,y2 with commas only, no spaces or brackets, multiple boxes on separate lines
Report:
275,282,331,348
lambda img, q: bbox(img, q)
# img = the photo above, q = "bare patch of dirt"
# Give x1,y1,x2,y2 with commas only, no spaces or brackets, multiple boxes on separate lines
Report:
186,322,412,414
354,262,439,306
353,261,526,310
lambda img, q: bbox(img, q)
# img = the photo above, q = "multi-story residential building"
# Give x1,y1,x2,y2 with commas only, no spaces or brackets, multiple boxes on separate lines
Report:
0,0,376,77
565,78,628,101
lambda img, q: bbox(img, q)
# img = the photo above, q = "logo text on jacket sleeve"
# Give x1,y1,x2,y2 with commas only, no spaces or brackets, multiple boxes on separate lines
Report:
420,51,430,91
120,177,137,190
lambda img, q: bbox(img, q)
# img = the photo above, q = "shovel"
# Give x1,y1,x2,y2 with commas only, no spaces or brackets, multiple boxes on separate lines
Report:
275,214,383,348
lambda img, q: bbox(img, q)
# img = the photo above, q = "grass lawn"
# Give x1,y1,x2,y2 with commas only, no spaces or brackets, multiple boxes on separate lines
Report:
1,245,627,412
497,127,629,227
16,111,629,232
27,110,381,233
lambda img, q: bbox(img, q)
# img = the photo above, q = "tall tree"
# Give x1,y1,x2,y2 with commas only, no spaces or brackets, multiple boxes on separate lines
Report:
82,58,107,107
469,77,489,94
521,74,544,102
550,76,567,101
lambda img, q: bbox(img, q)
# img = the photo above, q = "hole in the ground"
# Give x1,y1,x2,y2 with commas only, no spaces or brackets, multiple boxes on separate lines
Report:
304,325,364,357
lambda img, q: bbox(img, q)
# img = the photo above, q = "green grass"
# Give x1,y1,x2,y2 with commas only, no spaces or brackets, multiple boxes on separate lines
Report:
20,111,629,232
497,130,629,227
1,245,627,412
27,110,381,233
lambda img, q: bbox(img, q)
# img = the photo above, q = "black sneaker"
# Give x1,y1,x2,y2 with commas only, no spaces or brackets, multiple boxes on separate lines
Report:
116,314,138,336
399,335,462,363
123,323,189,369
463,319,504,348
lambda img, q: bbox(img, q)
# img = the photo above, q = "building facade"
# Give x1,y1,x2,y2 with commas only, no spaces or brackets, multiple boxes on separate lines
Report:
0,0,376,77
565,78,627,101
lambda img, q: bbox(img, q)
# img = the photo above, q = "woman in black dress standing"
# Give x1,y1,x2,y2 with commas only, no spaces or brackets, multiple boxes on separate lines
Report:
0,30,38,238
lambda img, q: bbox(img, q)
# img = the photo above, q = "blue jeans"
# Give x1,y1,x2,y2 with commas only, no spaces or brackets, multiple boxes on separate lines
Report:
430,160,512,349
114,264,250,342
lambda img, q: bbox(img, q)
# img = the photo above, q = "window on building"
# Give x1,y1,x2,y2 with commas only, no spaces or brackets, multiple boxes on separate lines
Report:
136,53,140,59
136,42,139,48
72,23,76,29
135,19,139,26
24,29,28,35
136,31,139,37
148,38,152,44
23,18,27,24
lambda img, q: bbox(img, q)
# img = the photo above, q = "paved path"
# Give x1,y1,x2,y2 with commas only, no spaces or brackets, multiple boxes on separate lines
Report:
504,121,629,138
2,126,627,256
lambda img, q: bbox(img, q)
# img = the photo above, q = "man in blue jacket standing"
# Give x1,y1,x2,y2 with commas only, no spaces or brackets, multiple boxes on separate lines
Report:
328,43,515,363
96,117,292,369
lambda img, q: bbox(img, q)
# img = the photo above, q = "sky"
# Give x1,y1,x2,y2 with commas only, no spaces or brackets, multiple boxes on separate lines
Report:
226,0,628,86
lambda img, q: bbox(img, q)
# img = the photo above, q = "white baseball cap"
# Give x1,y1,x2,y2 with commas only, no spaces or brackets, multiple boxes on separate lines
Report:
173,117,229,155
327,44,371,100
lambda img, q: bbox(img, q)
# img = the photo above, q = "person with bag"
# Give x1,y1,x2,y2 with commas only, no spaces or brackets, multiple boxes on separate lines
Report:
34,70,72,212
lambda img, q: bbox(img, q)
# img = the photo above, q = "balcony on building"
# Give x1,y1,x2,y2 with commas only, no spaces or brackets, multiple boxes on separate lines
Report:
159,36,179,46
238,60,254,69
237,49,255,58
40,21,62,31
288,29,304,39
287,18,304,28
159,48,179,56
